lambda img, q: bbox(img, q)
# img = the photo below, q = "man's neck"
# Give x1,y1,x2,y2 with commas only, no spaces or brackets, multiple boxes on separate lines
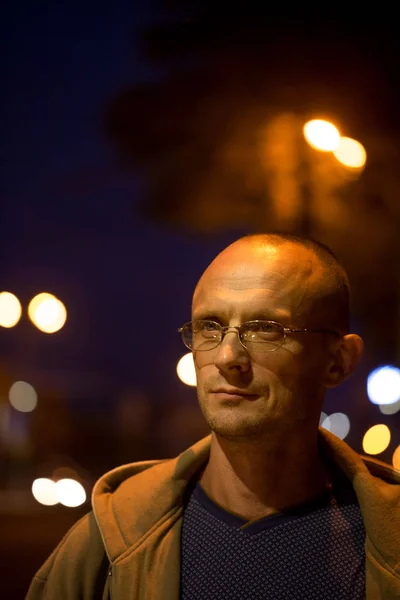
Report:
199,429,330,522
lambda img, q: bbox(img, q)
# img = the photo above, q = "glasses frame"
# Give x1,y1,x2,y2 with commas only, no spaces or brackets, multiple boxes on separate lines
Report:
178,319,341,353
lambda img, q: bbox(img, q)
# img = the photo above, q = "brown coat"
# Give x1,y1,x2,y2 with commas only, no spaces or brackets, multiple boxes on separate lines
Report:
26,428,400,599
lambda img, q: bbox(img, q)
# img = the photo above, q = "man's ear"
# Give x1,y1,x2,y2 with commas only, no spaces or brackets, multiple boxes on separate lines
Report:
325,334,364,388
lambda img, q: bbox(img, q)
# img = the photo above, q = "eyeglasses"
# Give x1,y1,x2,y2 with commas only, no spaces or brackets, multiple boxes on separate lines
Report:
178,320,341,353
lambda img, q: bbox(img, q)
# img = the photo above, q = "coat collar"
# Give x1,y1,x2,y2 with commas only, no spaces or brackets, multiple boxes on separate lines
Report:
93,428,400,573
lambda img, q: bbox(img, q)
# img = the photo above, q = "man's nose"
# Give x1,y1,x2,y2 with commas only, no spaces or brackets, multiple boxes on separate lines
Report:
213,330,251,372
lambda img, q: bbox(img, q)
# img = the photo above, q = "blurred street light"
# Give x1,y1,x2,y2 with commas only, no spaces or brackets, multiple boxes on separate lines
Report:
176,352,197,386
303,119,367,168
32,478,59,506
379,398,400,415
393,445,400,471
55,478,86,507
9,381,38,412
28,292,67,333
300,116,367,237
0,292,22,328
333,136,367,169
362,424,391,455
303,119,341,152
367,365,400,405
31,477,86,507
320,412,350,440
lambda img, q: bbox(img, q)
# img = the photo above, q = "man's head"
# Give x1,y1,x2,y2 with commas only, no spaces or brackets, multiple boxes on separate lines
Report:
190,233,363,442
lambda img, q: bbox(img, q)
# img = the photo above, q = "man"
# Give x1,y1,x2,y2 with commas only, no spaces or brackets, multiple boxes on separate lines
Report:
27,233,400,599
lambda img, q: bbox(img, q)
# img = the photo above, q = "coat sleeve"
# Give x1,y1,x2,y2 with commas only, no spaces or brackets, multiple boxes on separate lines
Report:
25,511,110,600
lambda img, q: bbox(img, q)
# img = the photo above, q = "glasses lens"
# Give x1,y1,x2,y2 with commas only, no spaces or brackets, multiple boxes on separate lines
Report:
241,321,284,351
184,320,221,350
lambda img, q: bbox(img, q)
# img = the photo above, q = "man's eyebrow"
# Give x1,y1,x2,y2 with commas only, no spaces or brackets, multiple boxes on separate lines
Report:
192,310,223,321
245,311,292,323
249,312,289,321
192,309,291,322
205,275,287,291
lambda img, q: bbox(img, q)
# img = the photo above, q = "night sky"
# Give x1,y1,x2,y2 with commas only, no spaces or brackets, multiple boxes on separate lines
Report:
1,1,245,403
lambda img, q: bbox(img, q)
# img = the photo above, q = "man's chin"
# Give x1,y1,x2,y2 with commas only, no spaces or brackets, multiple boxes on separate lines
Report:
206,414,274,441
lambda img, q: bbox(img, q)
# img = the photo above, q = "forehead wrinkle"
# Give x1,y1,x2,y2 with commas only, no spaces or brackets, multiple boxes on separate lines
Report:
192,245,323,320
192,274,288,313
193,263,289,300
192,287,294,325
200,273,288,292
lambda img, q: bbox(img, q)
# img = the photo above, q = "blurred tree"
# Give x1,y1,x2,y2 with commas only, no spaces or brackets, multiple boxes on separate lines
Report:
104,4,400,357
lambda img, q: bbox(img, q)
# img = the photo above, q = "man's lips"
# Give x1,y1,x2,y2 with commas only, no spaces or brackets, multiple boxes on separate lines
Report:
211,388,259,399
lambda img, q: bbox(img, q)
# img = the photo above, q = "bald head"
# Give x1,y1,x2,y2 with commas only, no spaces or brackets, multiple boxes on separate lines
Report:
194,233,350,334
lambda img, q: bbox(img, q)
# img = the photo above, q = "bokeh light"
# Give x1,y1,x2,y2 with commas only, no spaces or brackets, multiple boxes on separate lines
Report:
393,446,400,471
362,424,391,455
55,478,86,507
9,381,38,412
333,137,367,169
32,478,59,506
367,366,400,405
303,119,341,152
0,292,22,328
28,292,67,333
176,352,197,386
320,413,331,431
320,412,350,439
319,412,328,426
379,398,400,415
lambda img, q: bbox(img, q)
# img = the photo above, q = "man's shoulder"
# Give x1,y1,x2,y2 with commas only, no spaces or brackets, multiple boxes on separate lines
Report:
26,511,108,599
319,427,400,485
36,511,104,578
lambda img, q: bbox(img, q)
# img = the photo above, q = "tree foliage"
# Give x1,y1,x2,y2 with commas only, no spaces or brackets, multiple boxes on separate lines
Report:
104,4,400,354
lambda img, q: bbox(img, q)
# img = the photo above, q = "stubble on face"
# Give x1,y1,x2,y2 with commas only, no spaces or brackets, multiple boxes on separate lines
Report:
192,241,329,441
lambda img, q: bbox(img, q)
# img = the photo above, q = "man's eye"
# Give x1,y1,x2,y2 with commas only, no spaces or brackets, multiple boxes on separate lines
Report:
193,321,220,338
203,321,219,331
192,320,218,332
256,323,281,338
243,322,281,341
259,323,275,333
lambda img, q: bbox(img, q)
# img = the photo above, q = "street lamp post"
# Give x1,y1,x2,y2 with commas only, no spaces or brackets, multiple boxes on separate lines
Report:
300,118,366,237
297,140,315,237
300,119,341,237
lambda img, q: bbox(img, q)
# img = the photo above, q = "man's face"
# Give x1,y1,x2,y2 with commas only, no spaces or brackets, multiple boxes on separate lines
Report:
192,242,335,441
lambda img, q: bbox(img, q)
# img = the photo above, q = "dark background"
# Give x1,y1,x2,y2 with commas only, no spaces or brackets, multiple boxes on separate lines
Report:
1,2,400,597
